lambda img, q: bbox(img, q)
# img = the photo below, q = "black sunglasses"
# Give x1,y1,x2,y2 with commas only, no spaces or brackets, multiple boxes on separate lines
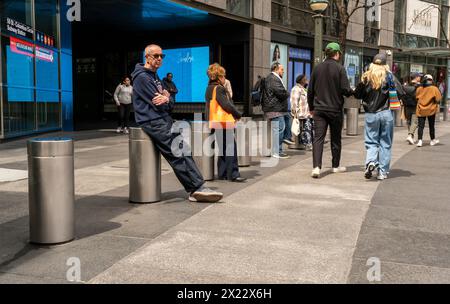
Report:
150,54,166,59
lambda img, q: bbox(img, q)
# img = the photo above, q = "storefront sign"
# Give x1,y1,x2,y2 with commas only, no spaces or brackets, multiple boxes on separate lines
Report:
36,46,54,63
4,17,34,39
406,0,439,38
10,37,34,58
410,64,423,74
289,48,311,61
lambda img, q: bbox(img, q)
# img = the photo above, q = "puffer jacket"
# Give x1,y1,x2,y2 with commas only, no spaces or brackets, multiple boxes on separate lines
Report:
354,73,405,113
261,73,289,113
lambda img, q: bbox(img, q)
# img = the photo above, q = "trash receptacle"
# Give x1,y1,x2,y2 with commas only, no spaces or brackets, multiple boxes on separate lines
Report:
191,121,214,181
28,137,75,245
236,117,252,167
129,128,161,204
346,108,359,136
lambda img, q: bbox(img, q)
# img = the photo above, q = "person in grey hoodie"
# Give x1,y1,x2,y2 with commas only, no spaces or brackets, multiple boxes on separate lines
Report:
131,44,223,203
114,76,133,134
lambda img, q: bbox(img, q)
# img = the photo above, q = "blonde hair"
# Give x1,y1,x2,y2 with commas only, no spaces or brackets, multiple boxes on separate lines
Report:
207,63,226,81
362,63,390,90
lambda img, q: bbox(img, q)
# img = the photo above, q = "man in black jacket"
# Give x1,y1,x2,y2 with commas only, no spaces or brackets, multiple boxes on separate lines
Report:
262,62,290,159
162,73,178,102
307,42,353,178
402,72,421,145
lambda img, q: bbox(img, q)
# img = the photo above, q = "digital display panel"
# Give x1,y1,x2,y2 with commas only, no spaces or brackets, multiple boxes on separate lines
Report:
146,46,210,103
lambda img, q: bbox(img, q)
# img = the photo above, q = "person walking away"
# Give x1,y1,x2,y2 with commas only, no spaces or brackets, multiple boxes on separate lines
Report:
290,74,313,150
416,74,442,147
132,44,223,203
354,53,406,180
114,76,133,134
262,62,290,159
402,72,421,145
307,42,354,178
162,73,178,102
206,63,246,183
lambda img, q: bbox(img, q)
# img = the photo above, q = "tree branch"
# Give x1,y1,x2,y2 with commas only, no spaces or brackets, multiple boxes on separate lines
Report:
348,0,395,19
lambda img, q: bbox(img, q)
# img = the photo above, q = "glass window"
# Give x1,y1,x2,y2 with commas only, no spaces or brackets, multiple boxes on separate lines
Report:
35,0,58,47
394,0,406,33
344,47,363,88
226,0,251,17
0,0,33,28
36,46,59,102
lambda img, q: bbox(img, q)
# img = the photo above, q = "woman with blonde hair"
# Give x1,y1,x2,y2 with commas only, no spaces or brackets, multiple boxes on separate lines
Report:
205,63,246,182
354,54,405,180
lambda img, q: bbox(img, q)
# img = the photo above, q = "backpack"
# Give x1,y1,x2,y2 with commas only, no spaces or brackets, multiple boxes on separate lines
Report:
251,76,265,106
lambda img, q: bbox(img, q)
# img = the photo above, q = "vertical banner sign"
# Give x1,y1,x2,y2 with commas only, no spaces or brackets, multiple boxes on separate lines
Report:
10,36,34,57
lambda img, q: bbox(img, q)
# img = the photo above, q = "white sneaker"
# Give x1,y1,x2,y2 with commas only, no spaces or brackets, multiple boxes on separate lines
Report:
417,140,423,147
311,167,321,178
377,173,388,180
332,167,347,173
430,139,440,146
406,135,415,145
123,127,130,134
116,127,122,133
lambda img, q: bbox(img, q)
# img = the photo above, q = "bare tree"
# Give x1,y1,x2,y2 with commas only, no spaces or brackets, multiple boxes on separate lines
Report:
332,0,395,55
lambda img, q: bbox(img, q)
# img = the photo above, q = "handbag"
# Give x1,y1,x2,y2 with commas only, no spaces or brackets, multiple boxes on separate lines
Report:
209,86,236,129
291,117,301,136
387,73,401,110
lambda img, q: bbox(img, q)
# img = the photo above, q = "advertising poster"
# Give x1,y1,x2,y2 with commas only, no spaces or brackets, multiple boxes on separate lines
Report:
270,43,288,87
36,46,59,102
6,37,34,102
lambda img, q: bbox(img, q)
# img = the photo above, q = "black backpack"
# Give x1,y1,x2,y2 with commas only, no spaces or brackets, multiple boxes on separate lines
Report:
251,76,265,106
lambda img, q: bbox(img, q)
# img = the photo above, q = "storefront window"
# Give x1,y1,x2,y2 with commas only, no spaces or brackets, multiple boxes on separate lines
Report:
0,0,33,30
226,0,251,18
35,0,58,47
344,47,363,88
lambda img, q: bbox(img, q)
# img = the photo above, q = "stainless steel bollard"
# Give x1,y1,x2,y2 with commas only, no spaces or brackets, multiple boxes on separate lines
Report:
444,102,450,121
129,128,161,203
236,117,252,167
191,121,214,181
394,109,403,127
28,138,75,245
346,108,359,136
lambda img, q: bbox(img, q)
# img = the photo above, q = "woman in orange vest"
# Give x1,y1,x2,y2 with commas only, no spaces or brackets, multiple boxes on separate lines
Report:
416,74,442,147
205,63,246,182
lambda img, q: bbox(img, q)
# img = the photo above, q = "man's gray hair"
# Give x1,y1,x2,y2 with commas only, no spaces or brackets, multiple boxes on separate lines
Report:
271,62,281,72
145,44,161,56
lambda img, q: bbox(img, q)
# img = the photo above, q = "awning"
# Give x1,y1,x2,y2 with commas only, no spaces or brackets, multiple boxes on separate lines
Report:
400,47,450,58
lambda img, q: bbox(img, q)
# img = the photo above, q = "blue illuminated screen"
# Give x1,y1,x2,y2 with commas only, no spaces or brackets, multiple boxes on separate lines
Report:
149,46,210,103
6,45,34,102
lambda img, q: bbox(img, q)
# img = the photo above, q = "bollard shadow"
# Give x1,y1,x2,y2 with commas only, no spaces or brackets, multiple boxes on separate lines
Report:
387,169,415,179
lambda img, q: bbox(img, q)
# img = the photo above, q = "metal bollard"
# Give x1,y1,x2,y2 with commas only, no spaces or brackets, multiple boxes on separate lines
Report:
28,138,75,245
444,102,450,121
346,108,359,136
259,121,272,157
191,121,214,181
393,109,403,127
236,117,252,167
129,128,161,204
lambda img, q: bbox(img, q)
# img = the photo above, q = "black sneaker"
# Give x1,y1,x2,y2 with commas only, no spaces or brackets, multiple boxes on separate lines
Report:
364,162,378,179
189,186,223,203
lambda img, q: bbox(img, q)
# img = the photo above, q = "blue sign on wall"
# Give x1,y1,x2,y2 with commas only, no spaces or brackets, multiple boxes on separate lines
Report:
155,46,210,103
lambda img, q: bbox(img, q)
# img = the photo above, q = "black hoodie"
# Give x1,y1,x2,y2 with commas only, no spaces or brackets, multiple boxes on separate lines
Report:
131,64,174,124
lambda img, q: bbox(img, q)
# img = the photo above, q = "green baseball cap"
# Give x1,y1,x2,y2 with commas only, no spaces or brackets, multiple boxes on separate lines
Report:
325,42,341,53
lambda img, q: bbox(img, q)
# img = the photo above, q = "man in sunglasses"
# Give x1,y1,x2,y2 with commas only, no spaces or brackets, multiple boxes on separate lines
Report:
131,44,223,203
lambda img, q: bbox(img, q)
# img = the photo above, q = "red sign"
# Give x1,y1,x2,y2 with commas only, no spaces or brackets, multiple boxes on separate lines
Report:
10,36,34,58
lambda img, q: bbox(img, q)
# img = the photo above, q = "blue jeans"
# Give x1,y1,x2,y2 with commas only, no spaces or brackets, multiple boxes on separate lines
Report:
364,110,394,175
270,116,285,155
283,113,292,140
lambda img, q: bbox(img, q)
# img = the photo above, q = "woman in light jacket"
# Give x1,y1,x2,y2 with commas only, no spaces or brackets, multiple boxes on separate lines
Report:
354,54,405,180
205,63,246,183
290,74,313,150
114,76,133,134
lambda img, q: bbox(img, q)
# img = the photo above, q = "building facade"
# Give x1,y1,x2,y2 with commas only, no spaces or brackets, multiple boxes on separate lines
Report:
0,0,449,139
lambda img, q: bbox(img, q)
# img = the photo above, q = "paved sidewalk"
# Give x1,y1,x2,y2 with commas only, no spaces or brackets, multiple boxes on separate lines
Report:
1,119,450,283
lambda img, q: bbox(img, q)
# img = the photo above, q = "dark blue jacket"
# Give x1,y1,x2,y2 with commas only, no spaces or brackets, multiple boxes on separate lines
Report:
131,64,174,124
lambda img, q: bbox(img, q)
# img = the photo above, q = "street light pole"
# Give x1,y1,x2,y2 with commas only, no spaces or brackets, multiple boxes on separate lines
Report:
313,14,324,67
309,0,329,67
